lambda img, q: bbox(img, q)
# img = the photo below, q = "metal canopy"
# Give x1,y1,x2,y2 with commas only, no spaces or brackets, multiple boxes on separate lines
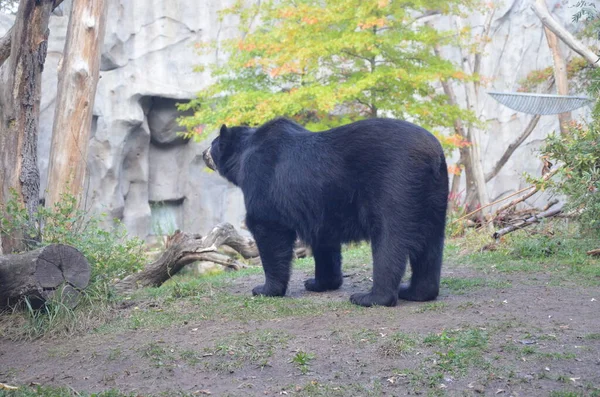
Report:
487,91,593,115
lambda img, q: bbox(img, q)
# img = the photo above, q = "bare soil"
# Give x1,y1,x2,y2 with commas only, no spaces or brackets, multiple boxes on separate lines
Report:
1,260,599,396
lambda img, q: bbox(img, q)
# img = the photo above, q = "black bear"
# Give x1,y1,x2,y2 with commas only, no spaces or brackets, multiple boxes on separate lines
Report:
202,117,448,307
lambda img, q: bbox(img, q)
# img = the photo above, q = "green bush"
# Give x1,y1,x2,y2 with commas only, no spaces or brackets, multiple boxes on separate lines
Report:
0,191,145,284
536,118,600,236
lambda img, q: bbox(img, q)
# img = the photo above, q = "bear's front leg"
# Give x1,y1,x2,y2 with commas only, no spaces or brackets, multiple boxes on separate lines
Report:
246,218,297,297
304,244,343,292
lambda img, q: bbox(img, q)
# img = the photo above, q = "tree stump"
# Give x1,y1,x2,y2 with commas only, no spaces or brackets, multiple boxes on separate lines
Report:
0,244,91,308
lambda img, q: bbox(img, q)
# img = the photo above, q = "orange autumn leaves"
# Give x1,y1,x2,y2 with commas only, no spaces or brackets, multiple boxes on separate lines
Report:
442,133,471,176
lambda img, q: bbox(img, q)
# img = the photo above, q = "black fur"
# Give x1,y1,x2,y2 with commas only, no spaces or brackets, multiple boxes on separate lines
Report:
205,118,449,307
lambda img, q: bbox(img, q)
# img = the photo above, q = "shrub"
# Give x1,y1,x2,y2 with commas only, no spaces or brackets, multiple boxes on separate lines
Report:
535,119,600,236
0,191,145,285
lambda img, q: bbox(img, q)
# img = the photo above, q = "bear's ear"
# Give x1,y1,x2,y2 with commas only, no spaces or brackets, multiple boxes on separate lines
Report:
219,124,233,142
219,124,229,136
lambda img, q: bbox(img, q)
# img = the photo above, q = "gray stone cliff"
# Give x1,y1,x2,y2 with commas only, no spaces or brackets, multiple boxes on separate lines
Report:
0,0,595,239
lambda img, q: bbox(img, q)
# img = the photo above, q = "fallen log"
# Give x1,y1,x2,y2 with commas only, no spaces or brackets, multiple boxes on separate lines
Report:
113,223,257,294
114,223,312,294
492,206,563,240
0,244,90,308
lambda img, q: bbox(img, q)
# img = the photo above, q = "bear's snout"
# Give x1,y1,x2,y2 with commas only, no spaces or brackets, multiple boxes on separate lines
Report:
202,148,217,171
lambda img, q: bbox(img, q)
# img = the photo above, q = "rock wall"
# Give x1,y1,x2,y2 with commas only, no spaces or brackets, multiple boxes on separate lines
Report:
2,0,247,240
0,1,594,240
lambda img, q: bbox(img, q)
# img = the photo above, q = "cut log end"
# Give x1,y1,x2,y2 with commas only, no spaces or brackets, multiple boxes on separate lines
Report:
0,244,91,309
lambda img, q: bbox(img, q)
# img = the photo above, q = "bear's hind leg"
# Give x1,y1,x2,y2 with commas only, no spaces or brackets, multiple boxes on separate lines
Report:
398,235,443,302
247,220,297,297
305,245,343,292
350,235,406,307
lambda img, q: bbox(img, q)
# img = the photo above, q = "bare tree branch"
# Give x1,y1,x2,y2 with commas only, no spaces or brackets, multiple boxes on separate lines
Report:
0,26,12,67
0,0,64,68
531,0,599,68
485,115,541,182
493,168,560,216
412,10,442,22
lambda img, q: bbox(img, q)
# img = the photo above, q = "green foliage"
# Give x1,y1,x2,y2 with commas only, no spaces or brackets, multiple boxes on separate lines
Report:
21,295,77,339
422,328,489,374
0,191,145,284
179,0,478,141
444,224,600,284
291,350,315,374
534,118,600,236
572,1,598,23
378,332,417,356
0,386,139,397
518,58,590,93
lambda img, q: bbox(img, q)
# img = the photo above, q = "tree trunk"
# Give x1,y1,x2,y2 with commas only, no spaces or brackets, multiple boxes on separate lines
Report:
0,244,90,308
0,0,55,254
532,0,599,68
435,13,494,221
45,0,108,210
543,26,571,133
434,45,485,216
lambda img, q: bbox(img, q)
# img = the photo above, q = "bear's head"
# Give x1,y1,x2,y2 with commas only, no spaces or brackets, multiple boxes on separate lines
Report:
203,124,253,186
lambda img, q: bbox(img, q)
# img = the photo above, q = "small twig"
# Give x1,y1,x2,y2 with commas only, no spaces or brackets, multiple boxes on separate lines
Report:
451,185,536,225
493,168,560,216
542,199,559,211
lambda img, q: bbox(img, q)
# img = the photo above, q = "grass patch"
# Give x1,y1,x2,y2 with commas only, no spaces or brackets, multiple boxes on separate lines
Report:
139,341,176,368
95,268,364,335
203,329,292,372
0,386,139,397
378,332,417,357
395,369,445,396
285,380,382,396
351,328,381,344
97,292,360,334
291,350,315,374
422,328,490,374
540,352,577,360
0,285,117,341
441,277,511,294
412,301,448,313
445,224,600,285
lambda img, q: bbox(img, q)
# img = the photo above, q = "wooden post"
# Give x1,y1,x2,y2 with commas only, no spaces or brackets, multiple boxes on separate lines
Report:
45,0,108,210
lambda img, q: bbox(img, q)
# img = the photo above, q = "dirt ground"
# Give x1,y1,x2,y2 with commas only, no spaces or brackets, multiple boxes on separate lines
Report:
1,259,599,397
